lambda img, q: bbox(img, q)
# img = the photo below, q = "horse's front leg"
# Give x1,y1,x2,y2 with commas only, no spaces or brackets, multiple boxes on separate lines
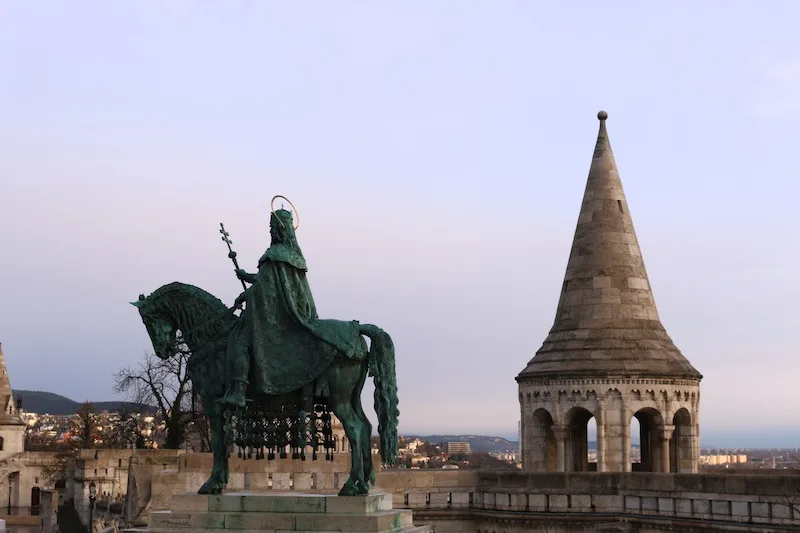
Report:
198,400,228,495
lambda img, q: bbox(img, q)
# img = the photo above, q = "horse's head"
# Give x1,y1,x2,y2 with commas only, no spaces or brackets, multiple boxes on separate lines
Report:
131,293,177,360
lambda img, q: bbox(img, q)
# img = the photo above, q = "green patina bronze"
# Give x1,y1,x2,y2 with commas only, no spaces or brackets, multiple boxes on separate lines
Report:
132,208,399,496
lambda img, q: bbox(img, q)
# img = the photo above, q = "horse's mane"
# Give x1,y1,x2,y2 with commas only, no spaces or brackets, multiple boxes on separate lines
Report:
148,282,230,314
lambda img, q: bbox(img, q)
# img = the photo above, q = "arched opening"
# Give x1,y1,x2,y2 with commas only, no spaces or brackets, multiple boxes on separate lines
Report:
587,416,597,470
30,487,40,515
630,416,641,466
0,436,4,451
565,407,595,472
632,408,665,472
526,408,556,472
670,408,693,472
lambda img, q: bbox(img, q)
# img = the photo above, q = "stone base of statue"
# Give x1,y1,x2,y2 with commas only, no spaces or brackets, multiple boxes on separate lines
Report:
124,492,430,533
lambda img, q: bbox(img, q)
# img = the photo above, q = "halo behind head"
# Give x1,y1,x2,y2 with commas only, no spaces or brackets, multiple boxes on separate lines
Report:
270,195,300,230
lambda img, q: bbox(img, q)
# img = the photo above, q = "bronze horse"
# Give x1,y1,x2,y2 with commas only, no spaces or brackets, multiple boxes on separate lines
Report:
132,282,398,495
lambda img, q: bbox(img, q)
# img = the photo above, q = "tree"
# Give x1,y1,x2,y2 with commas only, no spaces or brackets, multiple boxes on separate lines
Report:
185,389,211,452
34,402,101,486
105,406,148,450
777,453,800,518
419,441,441,457
113,345,203,449
462,452,519,470
427,456,444,468
73,401,99,448
40,446,77,486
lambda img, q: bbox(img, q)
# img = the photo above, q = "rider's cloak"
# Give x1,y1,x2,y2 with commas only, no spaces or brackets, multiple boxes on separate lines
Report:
235,210,366,395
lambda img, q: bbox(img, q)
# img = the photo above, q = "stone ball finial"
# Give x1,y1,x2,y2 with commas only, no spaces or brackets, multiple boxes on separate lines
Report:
597,110,608,121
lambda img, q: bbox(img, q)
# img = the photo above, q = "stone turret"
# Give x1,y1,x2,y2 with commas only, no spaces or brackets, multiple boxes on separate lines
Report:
0,343,26,460
517,112,701,474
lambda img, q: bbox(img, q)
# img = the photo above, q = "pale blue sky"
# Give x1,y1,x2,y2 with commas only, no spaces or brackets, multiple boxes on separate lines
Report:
1,2,799,447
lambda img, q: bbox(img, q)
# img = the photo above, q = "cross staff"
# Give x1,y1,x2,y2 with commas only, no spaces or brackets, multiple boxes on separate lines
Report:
220,223,248,292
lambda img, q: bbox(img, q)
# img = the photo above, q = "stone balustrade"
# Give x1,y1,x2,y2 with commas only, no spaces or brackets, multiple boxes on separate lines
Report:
374,471,800,530
125,454,800,532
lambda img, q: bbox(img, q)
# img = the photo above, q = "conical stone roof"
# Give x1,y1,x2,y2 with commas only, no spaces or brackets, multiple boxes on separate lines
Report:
0,343,26,425
518,111,701,382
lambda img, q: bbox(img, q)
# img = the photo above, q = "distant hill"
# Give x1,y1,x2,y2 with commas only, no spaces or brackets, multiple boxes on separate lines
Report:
12,390,154,415
404,435,641,453
407,435,518,454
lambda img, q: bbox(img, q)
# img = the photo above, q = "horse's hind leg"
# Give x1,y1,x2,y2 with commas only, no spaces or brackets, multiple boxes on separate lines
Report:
328,359,367,496
353,402,374,487
331,401,364,496
352,361,375,487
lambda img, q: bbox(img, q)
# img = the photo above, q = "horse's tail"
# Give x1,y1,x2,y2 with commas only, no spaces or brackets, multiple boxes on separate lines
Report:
360,324,399,465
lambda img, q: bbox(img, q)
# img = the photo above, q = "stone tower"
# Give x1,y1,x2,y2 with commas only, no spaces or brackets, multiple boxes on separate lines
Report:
0,343,27,460
517,112,702,474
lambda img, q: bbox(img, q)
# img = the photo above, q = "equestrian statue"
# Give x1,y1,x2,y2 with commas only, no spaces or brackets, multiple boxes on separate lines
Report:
131,196,399,496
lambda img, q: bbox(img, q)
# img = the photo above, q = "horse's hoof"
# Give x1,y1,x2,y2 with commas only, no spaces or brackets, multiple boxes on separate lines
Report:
338,479,359,497
198,479,224,495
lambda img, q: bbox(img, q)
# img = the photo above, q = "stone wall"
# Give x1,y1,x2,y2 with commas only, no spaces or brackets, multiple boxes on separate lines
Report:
123,450,185,527
151,453,374,509
125,451,377,526
375,471,800,532
0,424,25,460
134,459,800,532
69,448,149,526
0,451,60,513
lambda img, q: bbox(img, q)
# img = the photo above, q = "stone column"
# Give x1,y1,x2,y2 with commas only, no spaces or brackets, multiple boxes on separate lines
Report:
683,424,698,473
519,408,525,467
519,407,528,470
621,400,631,472
596,400,606,472
660,424,675,473
40,490,56,533
694,394,701,473
553,425,568,472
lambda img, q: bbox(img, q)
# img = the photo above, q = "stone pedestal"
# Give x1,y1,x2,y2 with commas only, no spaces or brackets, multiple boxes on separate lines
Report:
126,492,430,533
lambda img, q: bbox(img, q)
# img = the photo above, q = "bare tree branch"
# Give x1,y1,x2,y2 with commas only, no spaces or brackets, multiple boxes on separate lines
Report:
777,453,800,519
113,345,208,450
